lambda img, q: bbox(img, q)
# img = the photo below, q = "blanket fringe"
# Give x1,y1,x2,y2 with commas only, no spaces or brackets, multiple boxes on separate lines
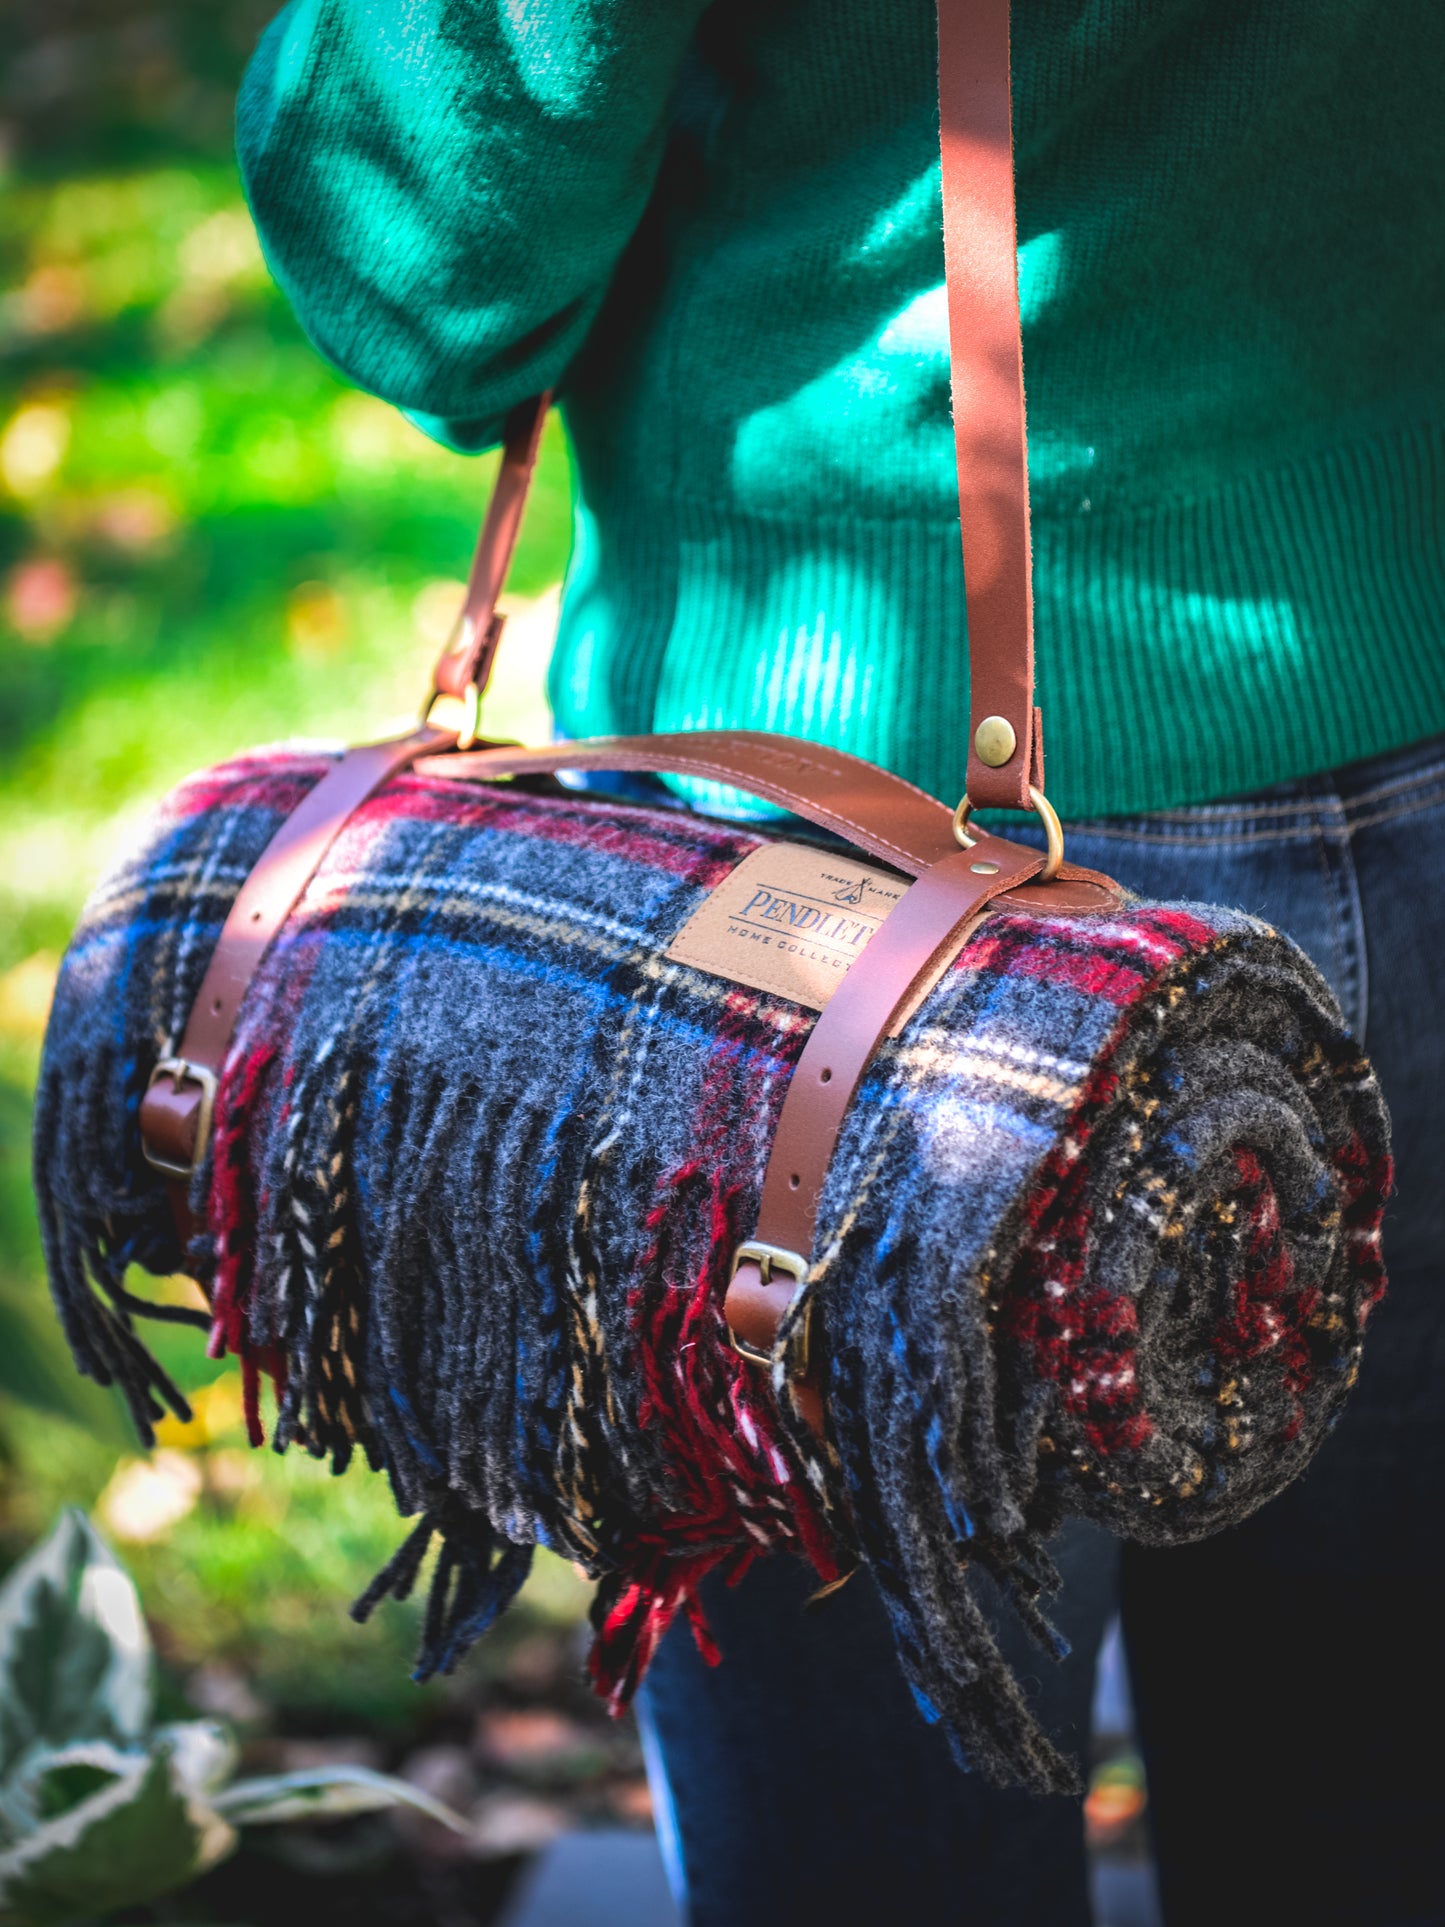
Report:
353,1508,535,1683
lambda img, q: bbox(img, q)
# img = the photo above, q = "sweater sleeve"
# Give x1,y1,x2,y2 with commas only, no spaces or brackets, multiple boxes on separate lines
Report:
237,0,710,450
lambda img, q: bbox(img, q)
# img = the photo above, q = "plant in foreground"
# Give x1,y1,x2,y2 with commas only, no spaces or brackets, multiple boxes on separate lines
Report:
0,1510,466,1925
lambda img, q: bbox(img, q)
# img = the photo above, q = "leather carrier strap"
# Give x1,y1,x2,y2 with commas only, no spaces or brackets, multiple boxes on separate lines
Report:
724,844,1042,1434
139,0,1115,1442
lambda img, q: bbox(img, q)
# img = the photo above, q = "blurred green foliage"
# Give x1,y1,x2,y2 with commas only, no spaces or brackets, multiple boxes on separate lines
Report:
0,0,578,1735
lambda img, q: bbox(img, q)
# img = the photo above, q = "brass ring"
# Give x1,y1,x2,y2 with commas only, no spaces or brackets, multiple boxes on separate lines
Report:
455,680,481,752
951,784,1065,882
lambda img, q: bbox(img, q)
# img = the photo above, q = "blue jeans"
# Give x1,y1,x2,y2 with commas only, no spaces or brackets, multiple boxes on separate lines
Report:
619,732,1445,1927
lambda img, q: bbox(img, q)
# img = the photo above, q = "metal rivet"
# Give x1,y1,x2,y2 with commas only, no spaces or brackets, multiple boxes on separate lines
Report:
974,715,1017,767
970,860,1000,875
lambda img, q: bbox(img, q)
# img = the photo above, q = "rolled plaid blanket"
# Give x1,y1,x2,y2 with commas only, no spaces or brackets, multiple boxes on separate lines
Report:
34,747,1390,1791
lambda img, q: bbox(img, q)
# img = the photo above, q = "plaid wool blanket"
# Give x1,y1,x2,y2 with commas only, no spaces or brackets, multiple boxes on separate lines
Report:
35,749,1391,1791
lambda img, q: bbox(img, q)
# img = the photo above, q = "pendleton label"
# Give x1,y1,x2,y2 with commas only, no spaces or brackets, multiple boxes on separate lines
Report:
666,841,908,1012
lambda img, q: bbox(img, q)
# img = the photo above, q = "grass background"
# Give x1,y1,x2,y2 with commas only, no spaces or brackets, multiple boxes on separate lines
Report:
0,0,585,1742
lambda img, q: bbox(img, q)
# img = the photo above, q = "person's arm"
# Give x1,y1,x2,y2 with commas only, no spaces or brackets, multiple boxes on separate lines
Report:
237,0,709,449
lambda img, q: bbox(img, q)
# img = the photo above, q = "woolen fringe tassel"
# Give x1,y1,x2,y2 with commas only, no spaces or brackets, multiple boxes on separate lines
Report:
33,749,1391,1792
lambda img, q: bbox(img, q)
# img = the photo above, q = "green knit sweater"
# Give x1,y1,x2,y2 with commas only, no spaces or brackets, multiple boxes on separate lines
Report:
238,0,1445,819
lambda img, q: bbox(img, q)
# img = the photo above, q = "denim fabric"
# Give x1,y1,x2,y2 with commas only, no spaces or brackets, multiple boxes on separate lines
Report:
631,731,1445,1927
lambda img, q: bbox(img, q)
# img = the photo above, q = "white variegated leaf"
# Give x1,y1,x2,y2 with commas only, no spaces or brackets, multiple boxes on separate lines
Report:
215,1764,470,1833
154,1721,237,1801
0,1737,233,1926
0,1511,151,1778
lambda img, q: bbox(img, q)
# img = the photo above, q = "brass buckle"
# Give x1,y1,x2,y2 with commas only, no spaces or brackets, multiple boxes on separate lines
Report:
142,1057,218,1179
727,1241,811,1375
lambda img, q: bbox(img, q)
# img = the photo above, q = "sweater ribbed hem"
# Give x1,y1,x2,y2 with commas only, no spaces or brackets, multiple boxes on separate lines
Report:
549,419,1445,821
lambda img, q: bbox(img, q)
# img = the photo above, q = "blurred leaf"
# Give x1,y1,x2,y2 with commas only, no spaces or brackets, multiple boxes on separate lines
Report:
153,1721,237,1803
28,1754,119,1823
4,1738,132,1841
215,1764,469,1834
0,1509,152,1778
0,1737,233,1926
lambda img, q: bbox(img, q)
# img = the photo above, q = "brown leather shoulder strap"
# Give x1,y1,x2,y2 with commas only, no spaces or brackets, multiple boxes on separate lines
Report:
430,396,551,711
428,1,1041,811
938,0,1040,812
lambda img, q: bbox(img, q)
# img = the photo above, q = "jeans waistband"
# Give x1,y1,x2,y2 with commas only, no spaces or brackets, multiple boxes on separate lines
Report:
1064,731,1445,845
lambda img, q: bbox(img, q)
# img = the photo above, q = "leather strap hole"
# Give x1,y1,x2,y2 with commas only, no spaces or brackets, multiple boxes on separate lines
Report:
210,998,223,1016
250,909,262,923
789,1173,801,1190
819,1067,832,1084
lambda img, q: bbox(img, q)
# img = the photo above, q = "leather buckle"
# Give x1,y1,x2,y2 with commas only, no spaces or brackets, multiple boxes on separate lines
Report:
727,1241,811,1374
141,1057,218,1179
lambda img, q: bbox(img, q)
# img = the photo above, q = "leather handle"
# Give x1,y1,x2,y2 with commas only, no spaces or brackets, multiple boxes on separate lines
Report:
424,733,1121,915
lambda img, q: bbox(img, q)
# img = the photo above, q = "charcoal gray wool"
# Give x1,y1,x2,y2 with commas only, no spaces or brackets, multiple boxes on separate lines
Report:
32,751,1391,1794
